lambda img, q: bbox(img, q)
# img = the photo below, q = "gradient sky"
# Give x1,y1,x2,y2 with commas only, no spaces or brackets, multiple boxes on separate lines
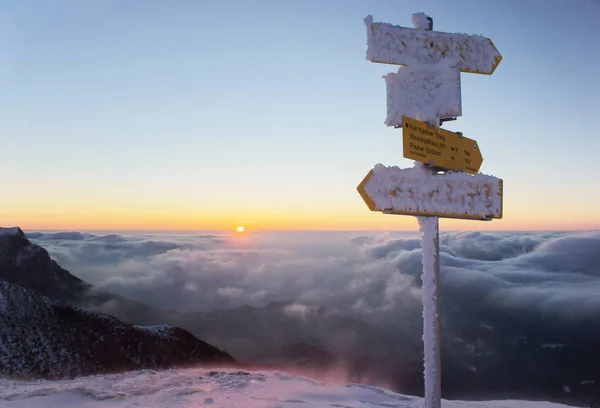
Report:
1,0,599,231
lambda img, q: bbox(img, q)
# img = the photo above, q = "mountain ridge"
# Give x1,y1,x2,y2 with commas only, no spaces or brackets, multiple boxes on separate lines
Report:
0,227,91,302
0,227,235,379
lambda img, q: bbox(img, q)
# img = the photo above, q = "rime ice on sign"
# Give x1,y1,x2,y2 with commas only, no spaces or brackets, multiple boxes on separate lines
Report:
364,15,503,75
357,164,503,220
384,62,461,126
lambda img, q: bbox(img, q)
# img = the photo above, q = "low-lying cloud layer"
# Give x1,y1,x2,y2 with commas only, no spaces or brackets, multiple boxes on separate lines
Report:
27,229,600,325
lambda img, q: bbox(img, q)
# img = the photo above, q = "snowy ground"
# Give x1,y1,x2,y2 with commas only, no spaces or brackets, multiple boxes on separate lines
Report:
0,367,575,408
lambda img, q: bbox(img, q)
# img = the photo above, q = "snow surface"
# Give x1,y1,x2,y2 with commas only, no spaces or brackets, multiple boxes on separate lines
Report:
364,15,502,75
364,164,502,219
418,216,440,408
0,227,20,236
384,61,461,126
0,367,576,408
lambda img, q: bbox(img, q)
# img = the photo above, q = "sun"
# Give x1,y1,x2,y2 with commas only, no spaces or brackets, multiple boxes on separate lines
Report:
236,226,245,233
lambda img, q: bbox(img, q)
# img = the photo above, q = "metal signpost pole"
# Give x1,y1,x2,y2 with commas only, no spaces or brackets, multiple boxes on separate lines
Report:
418,212,442,408
419,18,442,408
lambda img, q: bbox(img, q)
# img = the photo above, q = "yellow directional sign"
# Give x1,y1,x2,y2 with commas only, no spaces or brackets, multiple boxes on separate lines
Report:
364,15,502,75
357,165,503,220
402,116,482,174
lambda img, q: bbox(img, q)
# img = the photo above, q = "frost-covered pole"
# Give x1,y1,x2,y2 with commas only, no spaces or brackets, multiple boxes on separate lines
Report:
412,13,442,408
418,214,442,408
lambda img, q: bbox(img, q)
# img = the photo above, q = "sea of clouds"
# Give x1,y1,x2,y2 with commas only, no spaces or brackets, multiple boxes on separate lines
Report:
24,229,600,328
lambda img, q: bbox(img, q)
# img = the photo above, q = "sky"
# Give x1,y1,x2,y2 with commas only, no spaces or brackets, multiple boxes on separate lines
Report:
1,0,600,231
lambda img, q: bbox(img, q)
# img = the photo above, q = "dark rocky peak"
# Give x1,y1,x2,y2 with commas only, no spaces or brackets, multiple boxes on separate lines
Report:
0,226,90,302
0,227,30,254
0,281,234,379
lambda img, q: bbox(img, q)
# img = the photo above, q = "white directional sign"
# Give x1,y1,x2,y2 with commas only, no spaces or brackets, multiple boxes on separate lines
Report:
364,15,502,75
384,65,461,126
357,164,503,220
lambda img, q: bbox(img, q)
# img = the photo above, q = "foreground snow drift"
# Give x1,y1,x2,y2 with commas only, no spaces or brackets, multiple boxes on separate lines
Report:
0,367,575,408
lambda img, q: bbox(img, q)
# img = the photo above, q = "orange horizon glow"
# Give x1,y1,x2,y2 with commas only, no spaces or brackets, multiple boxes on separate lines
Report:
3,211,599,232
3,196,599,232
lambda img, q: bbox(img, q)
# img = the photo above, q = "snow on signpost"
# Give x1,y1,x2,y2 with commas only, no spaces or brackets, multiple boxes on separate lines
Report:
357,164,503,220
364,15,502,75
358,12,503,408
384,63,462,127
365,13,502,127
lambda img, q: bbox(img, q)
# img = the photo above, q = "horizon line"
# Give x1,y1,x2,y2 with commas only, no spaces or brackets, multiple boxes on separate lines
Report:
11,227,600,233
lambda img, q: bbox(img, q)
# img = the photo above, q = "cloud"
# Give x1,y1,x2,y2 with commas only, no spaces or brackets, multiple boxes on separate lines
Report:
27,232,230,284
439,231,547,261
516,232,600,276
360,234,422,259
27,231,95,241
25,229,600,326
282,303,320,321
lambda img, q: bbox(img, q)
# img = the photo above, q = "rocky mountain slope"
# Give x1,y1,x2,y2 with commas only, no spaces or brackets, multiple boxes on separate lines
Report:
0,280,234,379
0,227,234,379
0,227,90,303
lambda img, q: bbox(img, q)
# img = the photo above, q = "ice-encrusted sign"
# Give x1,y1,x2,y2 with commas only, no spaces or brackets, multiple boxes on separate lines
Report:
364,14,502,126
357,164,503,220
384,63,462,127
364,15,502,75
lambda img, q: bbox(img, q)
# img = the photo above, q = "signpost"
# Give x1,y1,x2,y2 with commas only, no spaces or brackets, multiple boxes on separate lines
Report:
358,12,503,408
402,116,483,174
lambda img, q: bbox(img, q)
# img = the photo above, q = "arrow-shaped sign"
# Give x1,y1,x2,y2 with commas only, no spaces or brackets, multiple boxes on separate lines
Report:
357,164,503,220
402,116,482,174
364,15,502,75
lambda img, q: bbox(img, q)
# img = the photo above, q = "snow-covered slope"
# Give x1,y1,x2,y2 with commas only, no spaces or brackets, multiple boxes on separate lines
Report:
0,281,234,379
0,367,576,408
